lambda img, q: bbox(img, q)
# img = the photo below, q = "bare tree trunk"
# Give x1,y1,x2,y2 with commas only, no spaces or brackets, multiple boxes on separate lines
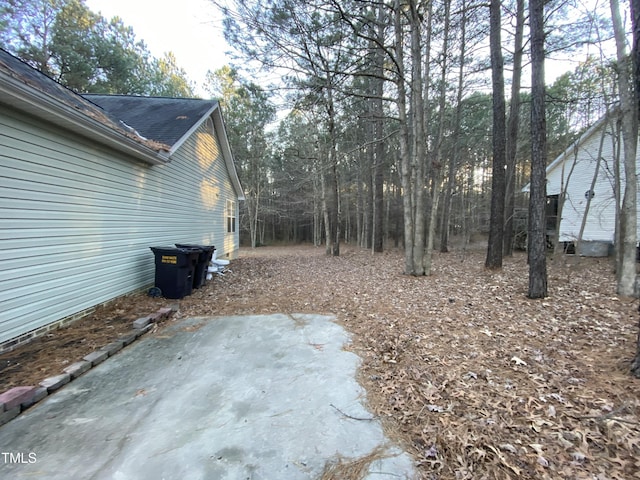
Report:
611,0,638,296
332,159,341,256
313,171,322,247
613,120,623,272
385,183,391,247
247,195,257,248
424,181,441,273
462,146,477,249
321,167,331,254
553,142,579,256
425,0,450,271
372,134,384,253
528,0,548,298
486,0,507,269
440,0,467,253
440,163,453,252
372,4,385,253
260,220,265,245
632,309,640,376
504,0,525,256
576,123,608,255
394,0,416,274
253,191,260,247
410,0,427,275
356,163,363,247
629,0,640,377
390,0,430,274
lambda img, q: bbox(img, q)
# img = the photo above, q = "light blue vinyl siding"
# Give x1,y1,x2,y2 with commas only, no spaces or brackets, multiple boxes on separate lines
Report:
0,108,240,345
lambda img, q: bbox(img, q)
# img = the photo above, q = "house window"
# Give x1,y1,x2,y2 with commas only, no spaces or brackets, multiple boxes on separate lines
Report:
546,194,559,233
226,199,236,233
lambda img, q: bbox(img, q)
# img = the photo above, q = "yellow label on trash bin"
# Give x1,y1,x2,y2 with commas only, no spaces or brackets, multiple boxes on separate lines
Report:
161,255,177,264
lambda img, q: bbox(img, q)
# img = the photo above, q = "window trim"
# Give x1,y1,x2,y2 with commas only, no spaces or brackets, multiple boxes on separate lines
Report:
226,199,236,233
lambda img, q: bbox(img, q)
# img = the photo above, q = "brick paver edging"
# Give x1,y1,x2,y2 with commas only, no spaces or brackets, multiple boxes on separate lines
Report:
0,306,175,427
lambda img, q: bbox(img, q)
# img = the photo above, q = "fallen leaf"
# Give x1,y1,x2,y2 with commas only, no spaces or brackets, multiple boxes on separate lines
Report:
511,356,527,366
499,444,517,454
537,456,549,467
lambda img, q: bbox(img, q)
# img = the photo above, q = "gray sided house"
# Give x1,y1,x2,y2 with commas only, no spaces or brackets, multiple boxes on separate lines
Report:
0,49,244,349
541,111,640,256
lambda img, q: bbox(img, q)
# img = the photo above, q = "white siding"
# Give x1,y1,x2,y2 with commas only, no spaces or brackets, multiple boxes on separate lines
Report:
0,107,240,344
546,123,639,243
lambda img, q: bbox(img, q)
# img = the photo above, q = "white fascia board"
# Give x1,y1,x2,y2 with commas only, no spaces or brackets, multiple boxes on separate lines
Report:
167,103,218,156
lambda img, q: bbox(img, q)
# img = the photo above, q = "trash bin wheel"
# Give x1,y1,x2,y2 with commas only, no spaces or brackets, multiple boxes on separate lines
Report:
148,286,162,298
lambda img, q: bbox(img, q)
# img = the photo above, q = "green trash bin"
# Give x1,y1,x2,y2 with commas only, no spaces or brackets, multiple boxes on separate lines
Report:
149,247,200,299
175,244,216,289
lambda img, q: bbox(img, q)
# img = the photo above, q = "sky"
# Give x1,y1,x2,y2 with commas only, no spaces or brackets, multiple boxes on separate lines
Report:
81,0,617,99
84,0,231,96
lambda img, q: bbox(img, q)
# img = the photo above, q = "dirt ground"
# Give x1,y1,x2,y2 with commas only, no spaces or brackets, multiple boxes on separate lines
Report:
1,244,639,479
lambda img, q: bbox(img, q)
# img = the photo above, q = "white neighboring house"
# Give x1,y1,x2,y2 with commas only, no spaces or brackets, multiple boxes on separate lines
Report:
0,49,244,350
525,110,640,256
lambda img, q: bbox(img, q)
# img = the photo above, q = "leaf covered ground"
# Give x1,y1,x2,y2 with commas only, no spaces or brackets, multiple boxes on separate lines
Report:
1,244,639,479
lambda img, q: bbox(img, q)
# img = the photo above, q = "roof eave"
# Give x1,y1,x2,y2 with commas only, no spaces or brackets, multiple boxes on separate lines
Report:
0,75,170,166
521,109,617,193
169,101,245,201
167,103,219,156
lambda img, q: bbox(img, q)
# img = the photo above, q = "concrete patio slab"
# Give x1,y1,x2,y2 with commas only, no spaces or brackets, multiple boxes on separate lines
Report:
0,313,416,479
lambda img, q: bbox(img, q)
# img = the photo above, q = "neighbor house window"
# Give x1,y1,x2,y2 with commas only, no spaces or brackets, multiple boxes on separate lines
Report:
226,199,236,233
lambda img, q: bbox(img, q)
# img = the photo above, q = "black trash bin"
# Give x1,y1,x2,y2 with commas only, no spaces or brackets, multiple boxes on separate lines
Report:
175,244,216,289
149,247,200,299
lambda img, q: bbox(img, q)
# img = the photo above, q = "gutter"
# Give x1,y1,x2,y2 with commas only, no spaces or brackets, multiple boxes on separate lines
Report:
0,74,170,166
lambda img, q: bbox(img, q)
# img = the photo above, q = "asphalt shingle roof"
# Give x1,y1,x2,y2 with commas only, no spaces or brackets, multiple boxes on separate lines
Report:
1,49,216,152
83,95,216,147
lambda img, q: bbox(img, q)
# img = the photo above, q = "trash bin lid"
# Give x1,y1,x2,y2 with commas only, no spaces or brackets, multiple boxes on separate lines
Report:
150,246,201,258
175,244,216,252
150,246,184,253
